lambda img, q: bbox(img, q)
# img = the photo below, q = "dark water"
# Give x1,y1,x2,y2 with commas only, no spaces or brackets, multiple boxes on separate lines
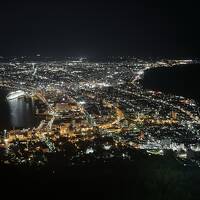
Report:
142,64,200,104
0,89,38,131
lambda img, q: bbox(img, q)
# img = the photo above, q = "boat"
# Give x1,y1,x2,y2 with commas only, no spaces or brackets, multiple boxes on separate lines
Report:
6,90,26,100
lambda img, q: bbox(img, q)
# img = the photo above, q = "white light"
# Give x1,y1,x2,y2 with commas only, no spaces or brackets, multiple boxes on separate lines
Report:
103,144,111,150
79,101,86,105
86,148,94,154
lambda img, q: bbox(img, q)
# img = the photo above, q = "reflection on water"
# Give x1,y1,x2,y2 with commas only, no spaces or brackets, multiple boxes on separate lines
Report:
8,98,35,129
0,89,38,130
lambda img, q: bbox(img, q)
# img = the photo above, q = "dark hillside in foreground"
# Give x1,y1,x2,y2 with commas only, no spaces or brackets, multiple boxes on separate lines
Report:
142,64,200,104
1,153,200,200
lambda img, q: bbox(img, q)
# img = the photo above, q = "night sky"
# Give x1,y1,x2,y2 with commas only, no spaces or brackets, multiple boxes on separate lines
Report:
0,0,199,58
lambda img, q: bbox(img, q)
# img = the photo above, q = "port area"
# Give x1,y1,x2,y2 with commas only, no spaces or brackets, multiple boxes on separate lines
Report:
1,60,200,168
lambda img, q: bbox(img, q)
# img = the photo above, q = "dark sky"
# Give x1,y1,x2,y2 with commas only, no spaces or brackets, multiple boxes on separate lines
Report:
0,0,199,58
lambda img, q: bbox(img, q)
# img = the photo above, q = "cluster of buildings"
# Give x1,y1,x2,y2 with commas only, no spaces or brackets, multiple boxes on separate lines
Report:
0,57,200,167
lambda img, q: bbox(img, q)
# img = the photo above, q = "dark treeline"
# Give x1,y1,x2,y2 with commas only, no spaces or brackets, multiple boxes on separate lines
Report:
0,152,200,200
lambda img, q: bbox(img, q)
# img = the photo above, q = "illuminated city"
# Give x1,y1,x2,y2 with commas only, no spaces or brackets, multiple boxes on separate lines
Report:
1,0,200,198
1,57,200,168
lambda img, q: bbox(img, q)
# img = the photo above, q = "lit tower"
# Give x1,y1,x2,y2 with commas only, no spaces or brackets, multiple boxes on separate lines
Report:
171,111,177,120
3,129,7,139
3,129,9,154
